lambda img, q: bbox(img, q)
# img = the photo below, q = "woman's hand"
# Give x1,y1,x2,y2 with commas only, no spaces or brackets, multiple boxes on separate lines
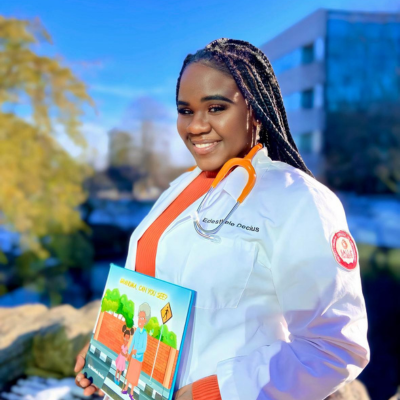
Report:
174,383,193,400
74,342,105,397
131,349,137,355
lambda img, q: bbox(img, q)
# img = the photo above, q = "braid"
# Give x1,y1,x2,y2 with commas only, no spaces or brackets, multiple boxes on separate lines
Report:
176,38,314,177
220,55,301,167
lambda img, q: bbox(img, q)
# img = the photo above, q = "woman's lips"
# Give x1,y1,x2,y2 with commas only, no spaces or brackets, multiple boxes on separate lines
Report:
191,141,220,155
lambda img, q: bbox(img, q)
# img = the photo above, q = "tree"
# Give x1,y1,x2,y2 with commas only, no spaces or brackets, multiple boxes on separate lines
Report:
117,293,134,328
101,289,135,328
101,288,120,314
0,16,93,261
160,324,177,349
325,107,400,194
144,316,161,339
144,316,177,349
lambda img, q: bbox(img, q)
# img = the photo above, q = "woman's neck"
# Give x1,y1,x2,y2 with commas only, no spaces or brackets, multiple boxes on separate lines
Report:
204,169,220,178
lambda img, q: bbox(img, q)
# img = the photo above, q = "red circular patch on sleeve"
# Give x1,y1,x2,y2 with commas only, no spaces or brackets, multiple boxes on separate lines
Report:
331,230,358,270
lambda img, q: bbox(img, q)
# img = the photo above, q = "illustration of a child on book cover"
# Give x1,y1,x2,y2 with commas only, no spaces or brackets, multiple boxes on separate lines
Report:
82,264,193,400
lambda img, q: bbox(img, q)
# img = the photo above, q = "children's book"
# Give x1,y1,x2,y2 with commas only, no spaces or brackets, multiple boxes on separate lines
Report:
81,263,194,400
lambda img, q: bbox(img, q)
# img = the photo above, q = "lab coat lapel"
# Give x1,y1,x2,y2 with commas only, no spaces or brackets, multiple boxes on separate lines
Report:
200,166,252,213
126,168,202,269
199,176,230,212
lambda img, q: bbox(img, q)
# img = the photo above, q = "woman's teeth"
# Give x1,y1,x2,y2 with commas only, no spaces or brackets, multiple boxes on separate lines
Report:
194,142,217,148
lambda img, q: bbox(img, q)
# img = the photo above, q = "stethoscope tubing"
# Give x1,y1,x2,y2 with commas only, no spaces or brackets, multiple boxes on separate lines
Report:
193,143,262,241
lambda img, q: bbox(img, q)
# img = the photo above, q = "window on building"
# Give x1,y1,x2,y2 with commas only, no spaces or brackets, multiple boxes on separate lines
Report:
302,43,314,64
314,37,325,61
283,92,302,111
271,48,302,75
326,15,400,111
314,84,324,108
299,132,313,154
301,89,314,108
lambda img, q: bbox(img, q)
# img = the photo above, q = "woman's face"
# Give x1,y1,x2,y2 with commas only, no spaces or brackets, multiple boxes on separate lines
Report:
177,62,254,171
138,311,147,328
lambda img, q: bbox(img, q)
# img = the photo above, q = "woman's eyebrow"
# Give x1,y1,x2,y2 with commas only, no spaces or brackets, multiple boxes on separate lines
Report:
201,95,234,103
177,95,235,106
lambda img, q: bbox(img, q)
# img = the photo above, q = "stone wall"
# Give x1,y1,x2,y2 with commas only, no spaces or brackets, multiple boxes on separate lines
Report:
0,301,100,390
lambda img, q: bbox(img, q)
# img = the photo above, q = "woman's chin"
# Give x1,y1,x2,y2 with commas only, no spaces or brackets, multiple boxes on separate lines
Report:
193,156,226,172
197,161,224,172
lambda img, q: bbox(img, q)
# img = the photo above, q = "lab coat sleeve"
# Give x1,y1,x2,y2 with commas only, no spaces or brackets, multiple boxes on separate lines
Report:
216,186,370,400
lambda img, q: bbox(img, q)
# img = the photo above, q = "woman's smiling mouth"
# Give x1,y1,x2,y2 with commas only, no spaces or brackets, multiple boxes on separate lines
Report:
191,140,221,155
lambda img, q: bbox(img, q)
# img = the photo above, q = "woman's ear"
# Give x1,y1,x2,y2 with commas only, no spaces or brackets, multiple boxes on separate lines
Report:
252,118,261,145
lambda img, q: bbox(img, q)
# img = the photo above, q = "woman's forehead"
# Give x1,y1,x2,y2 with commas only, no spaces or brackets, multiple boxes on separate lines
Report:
179,63,238,98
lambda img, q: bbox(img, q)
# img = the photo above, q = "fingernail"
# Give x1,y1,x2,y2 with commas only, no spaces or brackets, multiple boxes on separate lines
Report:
77,376,81,382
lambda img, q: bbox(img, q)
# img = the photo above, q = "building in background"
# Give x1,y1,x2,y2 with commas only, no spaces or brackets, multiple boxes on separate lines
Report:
261,9,400,193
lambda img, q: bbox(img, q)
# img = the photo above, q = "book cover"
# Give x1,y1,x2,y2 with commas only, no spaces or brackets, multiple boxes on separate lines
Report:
81,263,194,400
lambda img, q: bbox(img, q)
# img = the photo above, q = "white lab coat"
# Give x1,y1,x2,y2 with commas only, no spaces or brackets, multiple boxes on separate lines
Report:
125,148,369,400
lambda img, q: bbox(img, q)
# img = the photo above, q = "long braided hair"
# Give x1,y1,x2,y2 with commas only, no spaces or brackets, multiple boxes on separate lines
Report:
176,38,313,177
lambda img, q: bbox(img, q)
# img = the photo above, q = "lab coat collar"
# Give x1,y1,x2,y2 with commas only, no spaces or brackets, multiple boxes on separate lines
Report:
126,148,270,270
146,147,270,223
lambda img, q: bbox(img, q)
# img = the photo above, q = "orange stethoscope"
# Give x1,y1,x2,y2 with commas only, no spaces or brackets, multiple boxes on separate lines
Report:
193,143,263,241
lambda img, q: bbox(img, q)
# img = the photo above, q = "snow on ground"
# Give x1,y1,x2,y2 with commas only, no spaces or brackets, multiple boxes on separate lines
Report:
0,376,102,400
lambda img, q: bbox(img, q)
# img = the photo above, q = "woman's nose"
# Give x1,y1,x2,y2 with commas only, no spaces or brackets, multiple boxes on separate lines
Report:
187,112,211,135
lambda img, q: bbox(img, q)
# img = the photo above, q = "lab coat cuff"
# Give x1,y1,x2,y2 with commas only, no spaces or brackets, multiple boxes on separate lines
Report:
216,356,243,400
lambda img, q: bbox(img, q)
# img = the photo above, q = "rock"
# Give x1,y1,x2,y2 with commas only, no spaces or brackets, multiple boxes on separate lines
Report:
326,379,370,400
388,388,400,400
0,376,103,399
0,301,100,389
0,304,48,388
31,303,100,377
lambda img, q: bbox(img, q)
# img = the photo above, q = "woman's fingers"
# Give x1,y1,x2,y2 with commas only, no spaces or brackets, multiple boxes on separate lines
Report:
74,342,90,373
84,385,104,397
74,342,104,397
75,373,84,387
75,374,104,397
77,376,93,388
83,384,98,396
74,354,85,373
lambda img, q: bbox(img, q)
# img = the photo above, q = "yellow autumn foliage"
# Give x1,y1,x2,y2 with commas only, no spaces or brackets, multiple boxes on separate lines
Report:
0,16,93,259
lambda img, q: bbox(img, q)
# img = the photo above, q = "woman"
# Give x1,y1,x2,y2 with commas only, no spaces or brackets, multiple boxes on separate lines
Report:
121,303,150,398
75,38,369,400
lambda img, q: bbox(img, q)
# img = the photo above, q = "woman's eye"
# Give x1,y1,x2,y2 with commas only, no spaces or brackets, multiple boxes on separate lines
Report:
209,105,225,113
177,108,192,115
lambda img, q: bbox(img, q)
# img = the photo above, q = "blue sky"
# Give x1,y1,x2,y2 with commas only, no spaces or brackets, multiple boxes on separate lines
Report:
3,0,399,168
